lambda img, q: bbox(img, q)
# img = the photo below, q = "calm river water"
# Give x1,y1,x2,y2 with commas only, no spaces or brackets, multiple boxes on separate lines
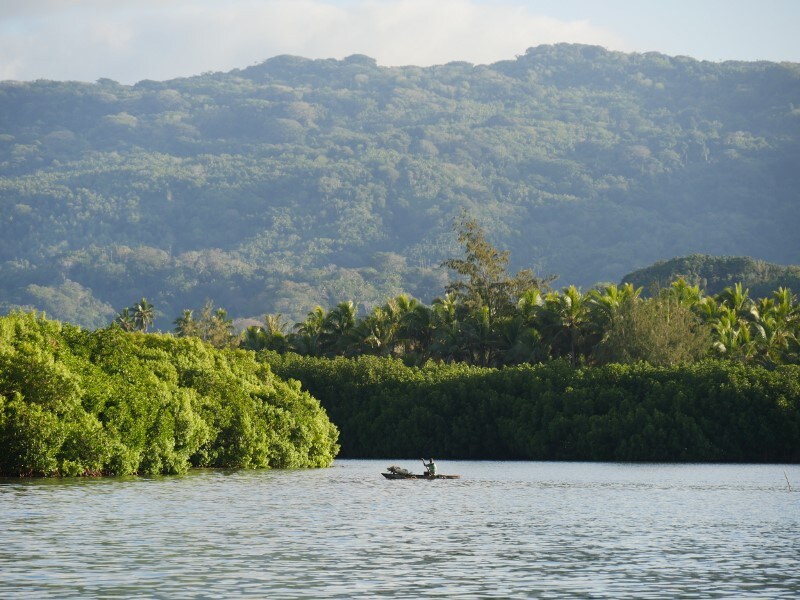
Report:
2,460,799,598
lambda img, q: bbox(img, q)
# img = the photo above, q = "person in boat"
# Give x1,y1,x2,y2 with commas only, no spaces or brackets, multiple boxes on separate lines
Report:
421,458,437,477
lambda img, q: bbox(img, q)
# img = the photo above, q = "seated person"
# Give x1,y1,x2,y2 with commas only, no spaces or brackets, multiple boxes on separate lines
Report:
421,458,437,477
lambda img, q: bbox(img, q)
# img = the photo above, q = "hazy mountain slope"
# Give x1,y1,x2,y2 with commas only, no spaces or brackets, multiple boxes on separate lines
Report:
1,44,799,327
622,254,800,297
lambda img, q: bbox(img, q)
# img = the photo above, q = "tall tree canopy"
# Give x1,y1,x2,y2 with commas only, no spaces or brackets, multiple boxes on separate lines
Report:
442,213,549,325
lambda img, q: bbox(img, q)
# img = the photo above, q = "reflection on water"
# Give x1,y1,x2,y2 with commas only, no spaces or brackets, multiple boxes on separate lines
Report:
1,461,799,598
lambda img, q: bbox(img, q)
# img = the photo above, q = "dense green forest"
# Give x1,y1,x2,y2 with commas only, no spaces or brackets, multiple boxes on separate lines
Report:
2,218,797,474
262,352,800,462
1,44,799,328
3,215,797,474
0,311,339,476
3,306,797,473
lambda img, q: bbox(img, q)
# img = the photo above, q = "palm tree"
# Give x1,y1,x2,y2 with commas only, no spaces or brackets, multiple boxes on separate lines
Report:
323,301,357,355
355,306,395,356
536,286,591,366
768,287,800,332
240,326,269,351
710,305,756,362
716,283,757,322
398,300,435,364
695,295,718,318
264,314,289,336
461,305,496,367
133,297,155,332
258,314,291,352
290,306,327,356
173,309,196,337
381,295,420,357
115,307,136,332
429,294,464,363
665,277,702,308
586,283,641,339
750,288,800,365
494,315,542,366
517,288,544,325
709,283,773,363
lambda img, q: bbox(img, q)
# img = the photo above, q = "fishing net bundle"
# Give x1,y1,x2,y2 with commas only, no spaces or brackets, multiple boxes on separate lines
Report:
387,466,412,476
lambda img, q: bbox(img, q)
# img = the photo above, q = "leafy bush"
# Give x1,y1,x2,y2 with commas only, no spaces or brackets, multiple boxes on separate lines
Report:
0,312,339,476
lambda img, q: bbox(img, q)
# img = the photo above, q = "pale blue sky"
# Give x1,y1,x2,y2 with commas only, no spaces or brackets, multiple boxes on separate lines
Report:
1,0,798,83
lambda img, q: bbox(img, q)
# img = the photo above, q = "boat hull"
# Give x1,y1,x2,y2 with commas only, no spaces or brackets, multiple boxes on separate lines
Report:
381,473,461,480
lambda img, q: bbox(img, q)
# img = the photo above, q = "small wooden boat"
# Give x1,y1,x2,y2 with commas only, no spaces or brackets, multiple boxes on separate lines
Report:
382,466,460,480
382,472,461,480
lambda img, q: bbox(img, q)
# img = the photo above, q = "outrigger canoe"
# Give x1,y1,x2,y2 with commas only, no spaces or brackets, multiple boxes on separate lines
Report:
382,472,461,480
382,465,460,480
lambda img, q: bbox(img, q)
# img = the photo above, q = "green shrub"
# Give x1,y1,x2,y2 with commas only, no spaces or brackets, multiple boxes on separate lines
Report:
0,312,339,476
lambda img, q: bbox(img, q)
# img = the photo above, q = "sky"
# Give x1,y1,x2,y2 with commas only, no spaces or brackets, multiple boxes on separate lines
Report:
1,0,799,84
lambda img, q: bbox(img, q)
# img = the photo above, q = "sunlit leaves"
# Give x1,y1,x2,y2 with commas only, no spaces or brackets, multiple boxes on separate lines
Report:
0,312,339,476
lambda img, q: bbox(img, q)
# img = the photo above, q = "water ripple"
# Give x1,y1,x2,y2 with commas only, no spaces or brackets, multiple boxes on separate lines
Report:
1,461,799,598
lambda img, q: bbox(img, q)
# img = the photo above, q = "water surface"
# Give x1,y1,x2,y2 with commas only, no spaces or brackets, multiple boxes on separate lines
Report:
2,461,798,598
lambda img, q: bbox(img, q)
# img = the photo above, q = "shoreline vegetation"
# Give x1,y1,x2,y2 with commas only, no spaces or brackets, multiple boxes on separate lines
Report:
0,311,339,477
2,218,799,476
263,352,799,463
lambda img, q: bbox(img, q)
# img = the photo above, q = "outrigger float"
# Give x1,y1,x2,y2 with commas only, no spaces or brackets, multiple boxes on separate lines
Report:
381,465,461,480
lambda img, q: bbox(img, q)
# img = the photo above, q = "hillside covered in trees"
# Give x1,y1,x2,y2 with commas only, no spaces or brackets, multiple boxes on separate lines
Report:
622,254,800,298
1,44,799,328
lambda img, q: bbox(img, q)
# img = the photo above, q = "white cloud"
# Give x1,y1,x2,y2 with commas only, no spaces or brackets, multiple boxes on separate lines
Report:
0,0,627,83
351,0,623,66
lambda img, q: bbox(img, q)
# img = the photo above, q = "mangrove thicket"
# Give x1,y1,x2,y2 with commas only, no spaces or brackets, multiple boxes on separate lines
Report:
0,311,339,477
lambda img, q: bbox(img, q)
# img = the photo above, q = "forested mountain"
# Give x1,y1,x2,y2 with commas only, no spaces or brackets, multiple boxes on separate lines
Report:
622,254,800,297
1,44,799,328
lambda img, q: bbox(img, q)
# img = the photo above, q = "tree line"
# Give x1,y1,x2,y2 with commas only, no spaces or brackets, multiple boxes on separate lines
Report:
4,212,797,476
231,216,799,369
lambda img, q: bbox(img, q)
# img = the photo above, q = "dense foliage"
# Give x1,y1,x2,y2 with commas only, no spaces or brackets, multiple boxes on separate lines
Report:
246,280,799,368
0,311,339,476
2,44,799,327
241,218,800,369
262,352,800,463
